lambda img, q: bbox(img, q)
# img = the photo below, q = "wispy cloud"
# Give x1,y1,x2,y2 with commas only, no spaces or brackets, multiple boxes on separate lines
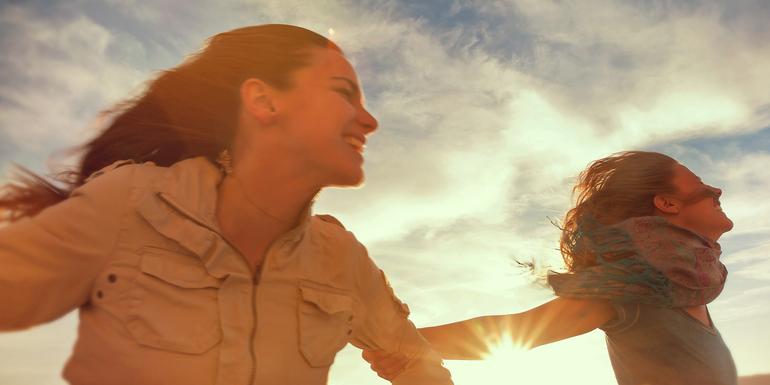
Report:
1,1,769,384
0,4,147,171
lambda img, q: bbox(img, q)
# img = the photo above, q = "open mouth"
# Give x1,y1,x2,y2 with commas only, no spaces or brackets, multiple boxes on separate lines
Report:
344,136,366,153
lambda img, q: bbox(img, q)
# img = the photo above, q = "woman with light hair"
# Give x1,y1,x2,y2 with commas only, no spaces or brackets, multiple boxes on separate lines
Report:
366,151,737,385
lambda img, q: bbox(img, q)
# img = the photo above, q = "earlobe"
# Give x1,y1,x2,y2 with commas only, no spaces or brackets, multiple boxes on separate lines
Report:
257,105,277,126
653,195,680,214
240,78,278,126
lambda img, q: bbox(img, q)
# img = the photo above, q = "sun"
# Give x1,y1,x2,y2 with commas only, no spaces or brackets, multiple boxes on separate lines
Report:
444,331,616,385
482,336,531,375
481,333,550,382
444,332,546,385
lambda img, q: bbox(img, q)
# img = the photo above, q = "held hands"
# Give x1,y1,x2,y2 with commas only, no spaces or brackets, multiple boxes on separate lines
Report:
361,350,410,381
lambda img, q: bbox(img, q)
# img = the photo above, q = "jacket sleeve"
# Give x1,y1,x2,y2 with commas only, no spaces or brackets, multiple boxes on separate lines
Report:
0,164,134,330
349,242,453,385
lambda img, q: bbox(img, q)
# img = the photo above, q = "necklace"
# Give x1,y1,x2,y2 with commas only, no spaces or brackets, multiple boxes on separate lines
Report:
232,175,294,225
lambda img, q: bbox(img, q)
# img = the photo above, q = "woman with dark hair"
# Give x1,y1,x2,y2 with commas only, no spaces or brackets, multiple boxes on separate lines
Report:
365,151,737,385
0,24,453,385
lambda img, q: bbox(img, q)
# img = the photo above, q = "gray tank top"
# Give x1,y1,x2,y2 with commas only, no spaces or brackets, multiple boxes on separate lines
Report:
601,304,737,385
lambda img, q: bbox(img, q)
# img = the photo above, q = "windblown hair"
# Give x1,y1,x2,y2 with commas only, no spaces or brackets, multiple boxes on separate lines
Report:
559,151,678,271
1,24,339,221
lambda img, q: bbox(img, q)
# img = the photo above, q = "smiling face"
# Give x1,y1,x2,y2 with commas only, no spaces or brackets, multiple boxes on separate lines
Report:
273,47,378,187
662,164,733,241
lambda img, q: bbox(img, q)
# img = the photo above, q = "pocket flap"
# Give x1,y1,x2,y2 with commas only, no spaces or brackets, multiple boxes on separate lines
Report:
140,250,221,289
300,285,353,315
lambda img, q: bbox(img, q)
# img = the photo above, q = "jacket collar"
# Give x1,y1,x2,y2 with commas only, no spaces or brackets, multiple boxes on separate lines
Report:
156,157,313,237
155,157,223,231
137,157,313,276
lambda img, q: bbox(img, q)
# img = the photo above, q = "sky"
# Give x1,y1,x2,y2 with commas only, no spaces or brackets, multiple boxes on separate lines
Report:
1,0,769,384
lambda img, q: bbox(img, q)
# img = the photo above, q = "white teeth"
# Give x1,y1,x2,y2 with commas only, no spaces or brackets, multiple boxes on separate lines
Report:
344,136,365,151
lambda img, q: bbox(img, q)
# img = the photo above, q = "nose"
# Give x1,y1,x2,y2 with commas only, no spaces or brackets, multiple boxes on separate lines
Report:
709,185,722,197
358,106,378,136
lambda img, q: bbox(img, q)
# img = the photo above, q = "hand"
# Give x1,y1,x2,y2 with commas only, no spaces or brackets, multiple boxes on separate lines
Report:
362,349,410,381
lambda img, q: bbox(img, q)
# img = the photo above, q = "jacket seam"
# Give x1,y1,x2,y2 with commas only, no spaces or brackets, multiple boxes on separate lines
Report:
94,165,140,278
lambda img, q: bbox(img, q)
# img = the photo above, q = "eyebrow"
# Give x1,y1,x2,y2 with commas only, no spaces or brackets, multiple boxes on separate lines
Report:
330,76,360,93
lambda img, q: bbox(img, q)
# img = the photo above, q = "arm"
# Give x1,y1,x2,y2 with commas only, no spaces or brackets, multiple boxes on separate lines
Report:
363,297,615,380
418,297,615,360
0,164,134,330
349,242,453,385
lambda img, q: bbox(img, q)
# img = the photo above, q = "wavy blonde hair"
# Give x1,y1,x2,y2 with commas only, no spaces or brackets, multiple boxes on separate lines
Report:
559,151,678,271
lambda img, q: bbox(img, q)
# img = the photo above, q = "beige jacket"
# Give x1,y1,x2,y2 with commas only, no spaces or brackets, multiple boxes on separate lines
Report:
0,157,453,385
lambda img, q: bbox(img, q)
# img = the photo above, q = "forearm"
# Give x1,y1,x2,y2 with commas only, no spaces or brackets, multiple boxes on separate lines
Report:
418,315,509,360
418,298,613,360
351,246,454,383
0,166,131,330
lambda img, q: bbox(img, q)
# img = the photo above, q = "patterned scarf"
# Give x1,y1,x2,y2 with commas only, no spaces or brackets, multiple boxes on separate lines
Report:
548,216,727,307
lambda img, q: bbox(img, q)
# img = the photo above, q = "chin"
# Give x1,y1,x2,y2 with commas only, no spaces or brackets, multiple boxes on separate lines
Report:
722,217,734,233
711,217,734,241
328,169,365,188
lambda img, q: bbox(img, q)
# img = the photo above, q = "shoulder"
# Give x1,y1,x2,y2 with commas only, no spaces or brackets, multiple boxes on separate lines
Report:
309,213,370,262
316,214,345,229
82,157,215,195
75,160,142,198
311,214,357,244
81,160,164,191
600,302,640,334
311,214,372,254
66,161,167,221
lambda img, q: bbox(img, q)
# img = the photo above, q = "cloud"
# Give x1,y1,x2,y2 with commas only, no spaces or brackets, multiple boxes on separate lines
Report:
466,0,770,135
2,0,770,383
316,0,770,244
0,4,148,173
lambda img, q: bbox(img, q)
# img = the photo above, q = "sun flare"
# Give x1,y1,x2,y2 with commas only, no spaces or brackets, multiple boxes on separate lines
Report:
480,333,545,380
445,331,616,385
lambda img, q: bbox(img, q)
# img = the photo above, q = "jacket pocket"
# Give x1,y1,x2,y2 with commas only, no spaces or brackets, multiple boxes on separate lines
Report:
126,249,223,354
298,282,355,367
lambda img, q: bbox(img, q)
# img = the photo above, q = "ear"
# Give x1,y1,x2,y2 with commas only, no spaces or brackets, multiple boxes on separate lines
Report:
653,194,680,214
240,78,278,126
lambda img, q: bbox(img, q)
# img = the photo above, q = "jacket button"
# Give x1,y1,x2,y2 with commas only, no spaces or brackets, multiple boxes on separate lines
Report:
107,274,117,283
348,315,354,322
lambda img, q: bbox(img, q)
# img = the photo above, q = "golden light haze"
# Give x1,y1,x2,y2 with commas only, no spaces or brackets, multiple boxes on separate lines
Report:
1,1,769,384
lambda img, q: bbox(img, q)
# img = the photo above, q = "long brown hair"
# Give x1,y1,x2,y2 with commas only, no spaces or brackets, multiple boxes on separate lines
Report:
559,151,678,271
1,24,340,221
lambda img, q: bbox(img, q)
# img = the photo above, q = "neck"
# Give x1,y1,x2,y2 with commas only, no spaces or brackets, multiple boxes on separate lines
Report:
216,160,320,238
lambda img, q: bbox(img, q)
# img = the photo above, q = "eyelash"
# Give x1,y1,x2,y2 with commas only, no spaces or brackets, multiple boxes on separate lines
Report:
334,88,354,101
